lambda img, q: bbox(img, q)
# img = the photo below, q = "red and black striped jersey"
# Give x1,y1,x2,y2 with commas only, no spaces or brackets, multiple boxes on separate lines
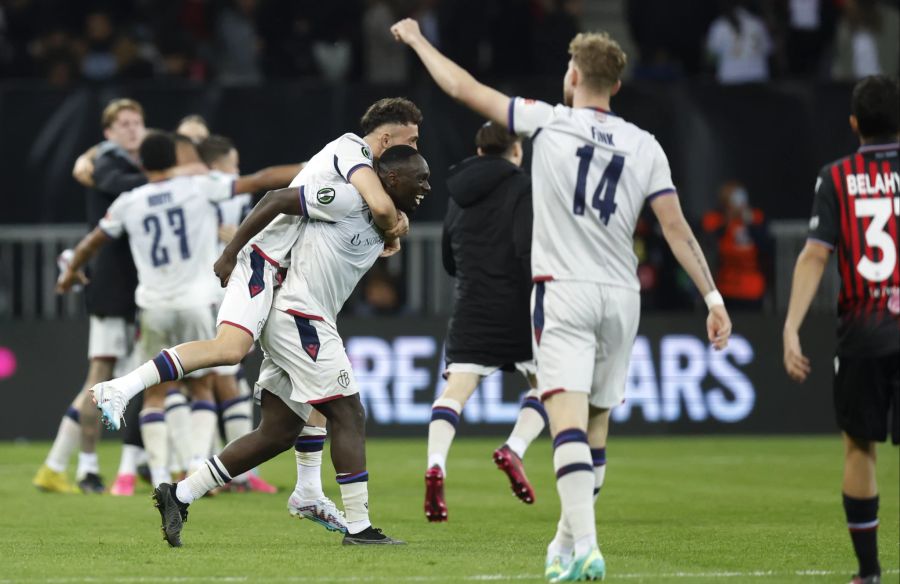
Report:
807,141,900,357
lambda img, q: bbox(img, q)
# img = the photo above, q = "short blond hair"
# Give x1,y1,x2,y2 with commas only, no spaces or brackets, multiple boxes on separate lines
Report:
568,32,627,91
101,98,144,129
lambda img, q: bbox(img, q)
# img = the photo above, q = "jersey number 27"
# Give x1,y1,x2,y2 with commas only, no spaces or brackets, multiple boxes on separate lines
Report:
143,207,190,267
574,146,624,226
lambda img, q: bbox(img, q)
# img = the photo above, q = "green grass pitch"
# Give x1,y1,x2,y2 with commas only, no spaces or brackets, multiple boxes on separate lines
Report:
0,436,897,583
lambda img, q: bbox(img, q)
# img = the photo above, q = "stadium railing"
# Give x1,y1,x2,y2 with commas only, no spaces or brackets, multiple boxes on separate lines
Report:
0,220,836,320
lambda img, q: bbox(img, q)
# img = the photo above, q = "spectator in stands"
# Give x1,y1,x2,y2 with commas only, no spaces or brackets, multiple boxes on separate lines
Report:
354,264,406,317
702,180,772,311
80,11,118,81
214,0,262,85
533,0,583,75
782,0,839,77
832,0,900,80
706,0,773,84
362,0,409,83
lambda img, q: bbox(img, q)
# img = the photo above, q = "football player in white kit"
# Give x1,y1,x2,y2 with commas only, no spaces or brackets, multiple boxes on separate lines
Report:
149,145,430,547
58,131,246,488
392,20,732,581
89,98,421,530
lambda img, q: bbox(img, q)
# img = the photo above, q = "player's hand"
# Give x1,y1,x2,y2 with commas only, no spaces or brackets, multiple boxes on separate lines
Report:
706,305,731,350
72,153,95,187
384,211,409,240
56,268,88,293
783,328,811,383
390,18,423,46
381,237,401,258
214,251,238,287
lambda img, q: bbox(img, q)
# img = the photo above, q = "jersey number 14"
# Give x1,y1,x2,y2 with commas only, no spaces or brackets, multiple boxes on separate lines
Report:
574,146,624,226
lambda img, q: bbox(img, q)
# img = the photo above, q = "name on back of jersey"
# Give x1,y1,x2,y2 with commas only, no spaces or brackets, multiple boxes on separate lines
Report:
846,170,900,196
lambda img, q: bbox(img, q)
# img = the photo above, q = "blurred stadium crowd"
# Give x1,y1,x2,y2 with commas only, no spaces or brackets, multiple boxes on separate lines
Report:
0,0,897,87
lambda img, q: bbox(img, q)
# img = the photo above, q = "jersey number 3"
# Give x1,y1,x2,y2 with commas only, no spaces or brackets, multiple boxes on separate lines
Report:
143,207,190,267
574,147,624,226
855,198,897,282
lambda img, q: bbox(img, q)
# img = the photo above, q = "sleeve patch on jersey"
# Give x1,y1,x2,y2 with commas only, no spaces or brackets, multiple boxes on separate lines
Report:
316,187,336,205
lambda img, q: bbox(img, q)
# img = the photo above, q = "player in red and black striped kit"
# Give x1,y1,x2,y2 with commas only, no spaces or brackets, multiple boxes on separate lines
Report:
784,75,899,584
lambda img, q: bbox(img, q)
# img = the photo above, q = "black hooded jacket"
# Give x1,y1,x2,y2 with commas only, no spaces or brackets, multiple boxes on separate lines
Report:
442,155,533,367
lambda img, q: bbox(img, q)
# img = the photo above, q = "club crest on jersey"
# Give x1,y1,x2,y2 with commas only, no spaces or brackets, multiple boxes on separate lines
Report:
361,146,372,160
337,370,350,388
316,187,335,205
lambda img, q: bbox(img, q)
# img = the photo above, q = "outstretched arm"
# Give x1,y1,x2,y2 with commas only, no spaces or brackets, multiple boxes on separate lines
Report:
213,187,300,285
57,227,110,292
782,241,830,383
234,162,305,194
391,19,509,125
650,194,732,349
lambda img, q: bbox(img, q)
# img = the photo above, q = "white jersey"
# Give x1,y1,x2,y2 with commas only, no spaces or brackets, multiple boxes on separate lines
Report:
250,133,374,268
272,181,383,323
100,174,234,309
509,97,676,290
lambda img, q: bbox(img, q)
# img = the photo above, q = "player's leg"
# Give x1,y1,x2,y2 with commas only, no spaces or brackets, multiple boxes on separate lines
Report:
33,390,84,493
586,406,609,502
422,369,480,522
154,389,306,547
163,385,191,479
842,433,880,582
140,384,170,487
75,357,114,493
110,394,144,495
213,372,263,490
291,409,328,503
494,365,545,505
315,395,404,545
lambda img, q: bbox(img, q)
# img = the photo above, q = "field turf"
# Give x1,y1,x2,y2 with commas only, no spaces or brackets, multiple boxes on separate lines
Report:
0,437,897,583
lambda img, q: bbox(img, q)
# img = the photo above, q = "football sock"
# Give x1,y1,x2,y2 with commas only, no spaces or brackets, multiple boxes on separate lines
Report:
843,493,880,577
76,451,99,480
45,407,80,473
553,428,596,557
176,455,231,505
547,516,574,559
164,388,191,473
505,391,547,459
294,426,326,499
592,447,607,502
427,397,462,473
337,471,370,534
221,394,253,483
139,408,169,487
117,349,186,401
117,444,142,476
189,400,217,470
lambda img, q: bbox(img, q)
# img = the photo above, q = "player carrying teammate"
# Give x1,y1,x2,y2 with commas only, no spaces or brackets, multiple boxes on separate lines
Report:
150,145,430,547
426,121,544,521
783,75,899,584
392,20,732,581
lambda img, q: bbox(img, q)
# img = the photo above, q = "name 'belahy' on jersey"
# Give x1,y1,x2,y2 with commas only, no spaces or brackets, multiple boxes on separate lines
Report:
508,97,676,290
246,133,374,270
99,174,236,310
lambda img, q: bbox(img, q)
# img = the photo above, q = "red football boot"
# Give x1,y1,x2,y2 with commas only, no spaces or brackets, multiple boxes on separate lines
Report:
424,465,448,522
493,445,535,504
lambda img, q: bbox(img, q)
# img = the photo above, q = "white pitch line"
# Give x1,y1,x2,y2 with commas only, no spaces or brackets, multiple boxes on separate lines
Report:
0,570,897,583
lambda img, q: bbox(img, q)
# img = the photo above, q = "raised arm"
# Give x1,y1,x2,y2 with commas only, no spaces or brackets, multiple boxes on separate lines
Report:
214,186,300,285
57,227,110,292
234,163,306,194
73,145,100,187
391,19,509,126
782,241,830,382
650,193,732,349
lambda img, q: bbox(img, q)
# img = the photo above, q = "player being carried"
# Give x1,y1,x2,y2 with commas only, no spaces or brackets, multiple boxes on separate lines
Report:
86,98,422,532
391,19,732,582
150,144,430,547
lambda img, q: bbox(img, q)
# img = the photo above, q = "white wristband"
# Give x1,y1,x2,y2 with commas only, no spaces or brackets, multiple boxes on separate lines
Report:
704,290,724,309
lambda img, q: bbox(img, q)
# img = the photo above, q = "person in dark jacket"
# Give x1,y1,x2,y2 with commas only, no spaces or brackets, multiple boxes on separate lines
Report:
424,121,547,522
34,98,147,495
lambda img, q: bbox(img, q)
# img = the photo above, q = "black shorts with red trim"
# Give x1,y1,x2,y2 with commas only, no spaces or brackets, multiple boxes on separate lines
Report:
833,352,899,444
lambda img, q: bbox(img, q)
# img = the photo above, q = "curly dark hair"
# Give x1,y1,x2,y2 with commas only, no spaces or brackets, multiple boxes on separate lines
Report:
360,97,423,135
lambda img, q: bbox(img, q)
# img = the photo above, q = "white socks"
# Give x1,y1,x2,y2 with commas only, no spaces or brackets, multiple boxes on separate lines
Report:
164,388,192,473
175,455,231,505
505,391,547,459
294,426,326,499
337,471,370,534
221,393,253,483
117,348,186,401
45,407,80,473
552,429,596,555
427,397,462,473
76,452,99,480
139,408,169,487
592,448,607,502
189,400,217,471
117,444,143,476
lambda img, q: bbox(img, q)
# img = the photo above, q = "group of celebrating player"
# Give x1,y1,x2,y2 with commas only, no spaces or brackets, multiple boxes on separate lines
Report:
36,15,899,584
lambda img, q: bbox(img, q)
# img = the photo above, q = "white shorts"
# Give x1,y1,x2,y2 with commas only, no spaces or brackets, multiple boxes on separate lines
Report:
532,281,640,409
139,305,216,378
88,316,133,360
259,308,358,405
444,360,537,382
253,356,313,422
216,246,280,342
